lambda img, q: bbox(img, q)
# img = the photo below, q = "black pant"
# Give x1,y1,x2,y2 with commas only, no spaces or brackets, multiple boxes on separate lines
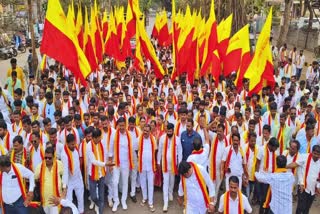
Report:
259,182,270,214
296,190,315,214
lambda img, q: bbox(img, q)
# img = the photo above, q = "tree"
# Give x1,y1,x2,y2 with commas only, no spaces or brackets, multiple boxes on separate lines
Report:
27,0,38,79
276,0,293,47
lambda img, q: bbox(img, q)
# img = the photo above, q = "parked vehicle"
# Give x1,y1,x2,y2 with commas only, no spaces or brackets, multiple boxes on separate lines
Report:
0,47,9,60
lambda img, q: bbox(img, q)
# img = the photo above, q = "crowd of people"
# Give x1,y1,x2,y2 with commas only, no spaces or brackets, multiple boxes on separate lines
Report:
0,42,319,214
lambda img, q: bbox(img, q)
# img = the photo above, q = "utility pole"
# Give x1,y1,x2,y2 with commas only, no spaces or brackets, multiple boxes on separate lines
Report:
27,0,39,80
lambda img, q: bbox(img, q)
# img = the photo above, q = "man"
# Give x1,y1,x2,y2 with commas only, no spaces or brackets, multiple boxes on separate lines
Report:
208,123,228,195
255,155,295,214
256,137,279,214
178,161,215,214
272,113,292,154
86,128,113,214
29,131,45,172
284,140,301,186
164,103,178,125
61,91,72,117
180,118,201,161
100,116,114,207
48,128,64,160
157,123,182,212
296,124,318,154
242,132,259,200
0,87,13,124
221,132,249,190
138,125,157,212
174,108,188,137
287,145,320,214
0,119,14,151
9,135,29,167
109,117,136,212
0,155,34,213
43,92,56,123
218,176,252,214
61,134,84,214
6,58,25,91
34,147,64,213
296,50,305,80
187,127,210,168
59,116,80,145
5,71,22,96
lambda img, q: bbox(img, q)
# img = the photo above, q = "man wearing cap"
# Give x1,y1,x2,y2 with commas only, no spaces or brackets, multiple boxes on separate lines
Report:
6,58,25,91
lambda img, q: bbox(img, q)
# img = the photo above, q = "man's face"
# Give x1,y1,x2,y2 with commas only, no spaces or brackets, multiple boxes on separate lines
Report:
0,128,5,137
167,104,174,114
217,127,224,138
248,124,255,132
84,116,90,125
232,136,240,149
44,152,54,166
31,134,40,148
13,114,20,122
118,122,126,132
67,140,77,151
13,141,23,152
249,137,256,148
263,130,270,139
229,181,239,195
290,109,296,120
102,120,109,130
289,142,298,156
49,134,57,142
312,151,320,161
66,121,72,131
143,126,150,138
31,107,38,115
186,121,193,133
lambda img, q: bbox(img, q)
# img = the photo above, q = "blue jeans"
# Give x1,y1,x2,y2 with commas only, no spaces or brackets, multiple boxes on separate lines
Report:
89,177,105,214
3,196,28,214
296,68,302,80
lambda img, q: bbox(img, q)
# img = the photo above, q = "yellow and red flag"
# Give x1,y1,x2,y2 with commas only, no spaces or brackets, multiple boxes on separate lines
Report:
217,14,233,61
102,11,109,42
126,0,136,39
200,0,218,77
224,24,250,77
83,7,98,71
244,8,274,95
75,4,83,49
158,10,170,47
41,0,91,85
91,6,104,64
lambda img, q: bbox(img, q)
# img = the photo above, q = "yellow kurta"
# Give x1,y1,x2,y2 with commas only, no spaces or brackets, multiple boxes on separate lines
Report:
34,160,64,206
7,67,25,91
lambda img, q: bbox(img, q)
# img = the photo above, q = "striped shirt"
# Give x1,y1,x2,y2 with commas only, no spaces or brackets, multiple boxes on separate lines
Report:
255,171,295,214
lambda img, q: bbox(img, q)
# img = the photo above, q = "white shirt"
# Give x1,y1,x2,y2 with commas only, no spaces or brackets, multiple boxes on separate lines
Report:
59,128,80,145
101,127,116,157
296,154,320,195
187,144,210,168
157,135,182,171
242,144,258,181
257,146,278,173
222,146,245,177
109,131,135,169
61,147,83,187
60,199,79,214
140,137,156,171
86,141,107,178
209,137,228,176
2,163,35,204
178,164,215,213
30,146,45,171
0,90,13,113
218,192,252,213
255,171,295,214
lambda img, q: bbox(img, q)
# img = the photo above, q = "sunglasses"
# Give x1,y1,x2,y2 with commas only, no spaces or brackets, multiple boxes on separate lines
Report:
31,140,38,143
44,157,52,160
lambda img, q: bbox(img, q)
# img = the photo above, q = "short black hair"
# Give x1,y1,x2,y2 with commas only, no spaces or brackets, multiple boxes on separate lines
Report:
268,137,279,148
45,146,55,156
128,116,136,124
229,176,239,185
92,128,102,138
312,145,320,153
178,161,191,175
0,119,7,130
13,135,23,145
290,140,301,151
276,155,287,168
167,123,174,131
66,134,75,144
117,117,126,125
0,155,11,167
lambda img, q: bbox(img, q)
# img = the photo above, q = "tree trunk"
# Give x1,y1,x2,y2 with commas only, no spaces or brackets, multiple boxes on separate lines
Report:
277,0,293,47
36,0,42,23
304,0,313,49
28,0,39,80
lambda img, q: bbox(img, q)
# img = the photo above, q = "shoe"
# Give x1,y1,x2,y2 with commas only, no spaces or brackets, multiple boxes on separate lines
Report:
140,199,147,206
122,201,128,210
94,204,99,214
89,199,95,209
169,194,173,201
108,198,114,208
112,202,119,212
163,204,168,212
149,204,156,212
130,195,137,203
